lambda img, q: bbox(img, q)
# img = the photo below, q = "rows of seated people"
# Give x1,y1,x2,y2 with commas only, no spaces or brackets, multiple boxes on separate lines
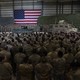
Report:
0,32,80,80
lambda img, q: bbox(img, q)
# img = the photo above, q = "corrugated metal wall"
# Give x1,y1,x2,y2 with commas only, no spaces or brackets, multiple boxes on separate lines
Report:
0,2,13,17
0,0,79,17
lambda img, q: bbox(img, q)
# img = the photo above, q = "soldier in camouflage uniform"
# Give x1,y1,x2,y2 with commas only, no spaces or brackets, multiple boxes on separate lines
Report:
19,56,33,80
55,42,65,55
14,46,26,64
0,54,12,80
35,57,53,80
47,51,58,63
75,51,80,65
29,48,41,80
9,42,19,76
29,48,40,65
52,50,66,80
22,40,33,57
63,48,74,72
0,47,11,62
73,67,80,80
37,43,48,57
14,46,26,80
63,49,74,80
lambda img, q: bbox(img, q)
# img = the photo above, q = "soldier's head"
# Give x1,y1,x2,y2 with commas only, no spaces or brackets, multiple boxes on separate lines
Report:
38,47,48,57
39,42,43,46
26,40,30,44
57,50,63,58
18,46,23,53
40,57,47,63
68,48,71,53
59,42,63,48
32,48,37,54
23,38,26,41
4,46,8,50
11,38,14,42
1,37,4,41
23,56,28,63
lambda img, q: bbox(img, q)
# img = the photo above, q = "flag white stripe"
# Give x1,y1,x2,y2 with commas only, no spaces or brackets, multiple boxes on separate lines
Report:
24,16,39,18
14,22,37,24
24,12,41,14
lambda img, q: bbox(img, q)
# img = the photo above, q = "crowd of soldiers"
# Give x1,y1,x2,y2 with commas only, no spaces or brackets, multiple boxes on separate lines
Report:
0,32,80,80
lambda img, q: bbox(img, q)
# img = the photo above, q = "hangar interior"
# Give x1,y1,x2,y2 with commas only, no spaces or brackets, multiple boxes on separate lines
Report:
1,1,80,80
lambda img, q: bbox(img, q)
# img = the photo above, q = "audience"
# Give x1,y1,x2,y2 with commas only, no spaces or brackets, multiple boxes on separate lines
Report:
0,31,80,80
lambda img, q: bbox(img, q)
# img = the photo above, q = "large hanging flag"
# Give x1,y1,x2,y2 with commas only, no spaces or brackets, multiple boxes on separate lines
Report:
14,9,41,24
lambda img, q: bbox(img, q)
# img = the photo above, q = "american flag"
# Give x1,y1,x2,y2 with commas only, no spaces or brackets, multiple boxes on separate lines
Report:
14,9,41,24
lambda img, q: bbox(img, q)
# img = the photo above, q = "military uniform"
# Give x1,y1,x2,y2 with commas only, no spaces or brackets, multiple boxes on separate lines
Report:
35,62,53,80
29,54,40,65
29,53,41,80
23,44,33,57
14,52,26,64
76,39,80,48
14,50,26,80
63,53,74,71
56,47,65,54
0,62,12,80
19,63,33,80
37,46,48,57
52,57,66,80
45,42,55,52
0,50,11,61
71,43,77,55
73,68,80,80
47,51,58,63
75,51,80,64
63,38,71,53
45,39,60,52
65,69,74,80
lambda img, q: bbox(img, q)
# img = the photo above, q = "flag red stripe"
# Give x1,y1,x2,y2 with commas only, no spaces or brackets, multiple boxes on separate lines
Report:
24,14,41,16
25,9,41,10
24,12,41,14
14,19,37,20
14,20,37,22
